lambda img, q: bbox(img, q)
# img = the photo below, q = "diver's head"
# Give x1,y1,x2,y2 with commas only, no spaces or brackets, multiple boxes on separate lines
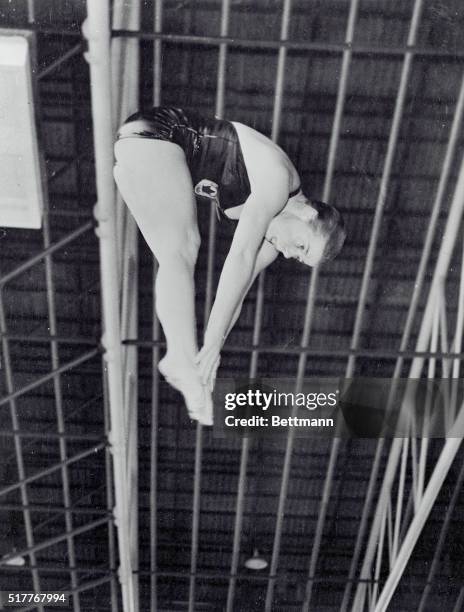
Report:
266,194,346,267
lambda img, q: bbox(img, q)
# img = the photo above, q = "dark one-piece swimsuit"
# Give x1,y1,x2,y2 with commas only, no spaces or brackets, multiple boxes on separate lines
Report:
116,106,300,222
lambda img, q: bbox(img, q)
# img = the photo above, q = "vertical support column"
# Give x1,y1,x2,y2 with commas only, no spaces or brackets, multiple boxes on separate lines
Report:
103,364,120,612
150,3,164,610
111,2,142,608
83,3,135,611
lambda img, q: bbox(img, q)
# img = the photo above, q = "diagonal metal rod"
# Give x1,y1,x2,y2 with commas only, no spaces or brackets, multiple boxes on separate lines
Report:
374,406,464,611
0,443,106,498
417,452,464,612
0,221,94,288
38,43,82,80
452,587,464,612
0,348,100,407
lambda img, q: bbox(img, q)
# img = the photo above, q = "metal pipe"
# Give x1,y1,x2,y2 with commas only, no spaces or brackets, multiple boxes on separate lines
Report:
0,429,104,441
450,237,464,422
392,438,409,562
84,3,135,610
374,409,464,612
0,348,100,407
351,439,404,611
417,453,464,612
0,564,114,574
150,293,160,612
150,4,163,609
0,443,106,498
124,339,464,361
0,222,94,287
188,425,203,612
8,22,464,59
111,29,464,60
153,0,163,105
27,0,35,23
103,363,120,612
38,43,82,80
111,1,142,606
0,333,97,345
452,587,464,612
0,502,110,515
371,504,388,607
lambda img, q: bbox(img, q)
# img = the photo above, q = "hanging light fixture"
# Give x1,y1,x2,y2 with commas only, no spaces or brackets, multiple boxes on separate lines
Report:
2,549,26,566
244,548,268,571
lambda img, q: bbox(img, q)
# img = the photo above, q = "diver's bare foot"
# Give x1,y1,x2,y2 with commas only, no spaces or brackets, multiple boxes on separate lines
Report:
158,357,213,425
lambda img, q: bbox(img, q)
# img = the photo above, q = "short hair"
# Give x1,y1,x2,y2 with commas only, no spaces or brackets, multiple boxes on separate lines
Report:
308,199,346,263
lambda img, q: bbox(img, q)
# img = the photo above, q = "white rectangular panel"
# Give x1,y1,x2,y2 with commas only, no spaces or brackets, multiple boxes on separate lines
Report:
0,32,43,229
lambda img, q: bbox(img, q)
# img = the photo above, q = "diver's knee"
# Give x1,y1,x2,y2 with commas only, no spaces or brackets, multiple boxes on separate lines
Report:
157,227,200,266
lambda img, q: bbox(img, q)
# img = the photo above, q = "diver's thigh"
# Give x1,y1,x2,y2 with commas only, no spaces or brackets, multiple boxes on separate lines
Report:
114,138,196,229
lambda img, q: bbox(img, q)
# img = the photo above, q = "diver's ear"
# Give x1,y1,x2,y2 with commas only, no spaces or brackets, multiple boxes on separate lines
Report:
299,203,318,222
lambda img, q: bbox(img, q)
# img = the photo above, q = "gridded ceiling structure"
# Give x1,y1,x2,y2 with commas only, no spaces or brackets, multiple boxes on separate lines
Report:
1,0,464,611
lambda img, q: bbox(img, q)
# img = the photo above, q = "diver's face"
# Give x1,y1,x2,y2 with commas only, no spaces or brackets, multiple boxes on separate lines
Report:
270,215,327,267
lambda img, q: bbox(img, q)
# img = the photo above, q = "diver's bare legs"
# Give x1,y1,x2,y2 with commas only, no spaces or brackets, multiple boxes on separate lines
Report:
114,138,212,424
